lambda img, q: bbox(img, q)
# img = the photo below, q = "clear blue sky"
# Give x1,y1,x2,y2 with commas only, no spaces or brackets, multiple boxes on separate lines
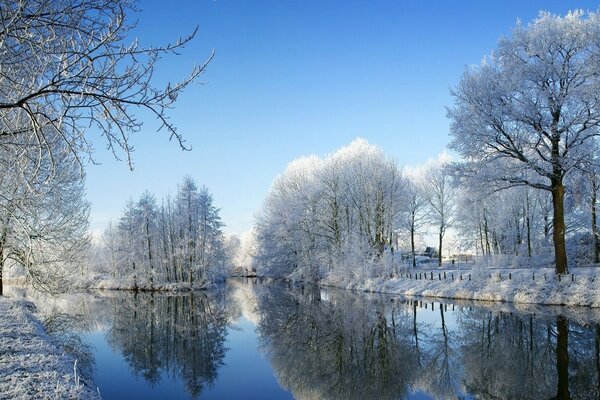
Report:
85,0,600,236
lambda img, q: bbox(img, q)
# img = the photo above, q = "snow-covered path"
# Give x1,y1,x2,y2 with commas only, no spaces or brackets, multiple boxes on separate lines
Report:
0,298,99,400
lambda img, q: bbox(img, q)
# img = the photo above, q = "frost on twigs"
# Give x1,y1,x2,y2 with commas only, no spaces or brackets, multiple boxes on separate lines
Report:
0,0,211,172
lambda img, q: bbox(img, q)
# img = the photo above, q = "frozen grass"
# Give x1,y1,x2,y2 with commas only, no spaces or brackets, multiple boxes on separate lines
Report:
0,298,99,400
326,266,600,307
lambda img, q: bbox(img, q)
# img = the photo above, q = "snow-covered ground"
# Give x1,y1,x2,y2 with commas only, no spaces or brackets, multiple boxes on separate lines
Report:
88,278,213,292
328,265,600,307
0,297,99,400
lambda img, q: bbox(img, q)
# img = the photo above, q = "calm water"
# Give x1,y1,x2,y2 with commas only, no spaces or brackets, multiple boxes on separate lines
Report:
9,279,600,399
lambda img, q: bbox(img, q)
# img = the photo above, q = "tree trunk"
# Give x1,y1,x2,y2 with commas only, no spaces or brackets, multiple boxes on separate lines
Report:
526,213,532,258
0,242,3,296
592,180,599,264
555,316,570,400
411,224,416,268
438,226,443,267
552,182,568,274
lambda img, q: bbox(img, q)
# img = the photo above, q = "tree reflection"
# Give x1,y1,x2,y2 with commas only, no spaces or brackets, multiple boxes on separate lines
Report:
105,291,229,398
18,282,600,399
255,284,418,399
250,282,600,400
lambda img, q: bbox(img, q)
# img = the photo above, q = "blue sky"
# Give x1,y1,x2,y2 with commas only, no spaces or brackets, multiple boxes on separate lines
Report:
85,0,600,236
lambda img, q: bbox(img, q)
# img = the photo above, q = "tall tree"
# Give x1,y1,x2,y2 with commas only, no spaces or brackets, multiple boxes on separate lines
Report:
448,11,600,274
423,163,457,266
401,179,429,267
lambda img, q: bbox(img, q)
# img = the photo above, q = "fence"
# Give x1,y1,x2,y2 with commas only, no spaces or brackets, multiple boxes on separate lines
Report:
395,270,597,284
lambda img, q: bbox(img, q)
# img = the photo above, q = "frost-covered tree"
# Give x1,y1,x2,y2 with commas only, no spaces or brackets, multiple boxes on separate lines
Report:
0,0,210,293
399,179,429,267
0,0,210,171
255,139,405,282
0,137,90,294
423,162,457,266
448,10,600,274
100,177,226,289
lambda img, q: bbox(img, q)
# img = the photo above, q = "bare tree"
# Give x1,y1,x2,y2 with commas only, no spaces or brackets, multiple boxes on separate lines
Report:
448,11,600,274
401,179,429,267
423,163,457,266
0,0,212,174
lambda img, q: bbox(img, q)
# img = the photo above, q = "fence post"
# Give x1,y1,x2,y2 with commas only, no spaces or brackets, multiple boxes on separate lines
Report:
509,272,512,280
469,274,471,281
444,272,447,280
431,272,433,280
533,273,535,281
451,273,454,281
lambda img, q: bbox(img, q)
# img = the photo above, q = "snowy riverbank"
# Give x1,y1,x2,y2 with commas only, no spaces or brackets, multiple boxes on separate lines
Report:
0,297,99,400
87,277,218,292
325,267,600,307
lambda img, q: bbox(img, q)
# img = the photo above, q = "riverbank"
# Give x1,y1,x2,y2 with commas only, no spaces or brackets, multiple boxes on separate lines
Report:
89,279,214,292
0,297,99,399
324,267,600,307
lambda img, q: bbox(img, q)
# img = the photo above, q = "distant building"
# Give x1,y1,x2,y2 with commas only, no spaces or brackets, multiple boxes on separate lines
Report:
421,247,437,258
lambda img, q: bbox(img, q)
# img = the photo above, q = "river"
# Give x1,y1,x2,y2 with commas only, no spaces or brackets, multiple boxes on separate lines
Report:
7,279,600,399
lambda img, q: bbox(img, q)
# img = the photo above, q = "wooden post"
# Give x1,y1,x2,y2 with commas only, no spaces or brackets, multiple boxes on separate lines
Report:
509,272,512,280
444,272,447,280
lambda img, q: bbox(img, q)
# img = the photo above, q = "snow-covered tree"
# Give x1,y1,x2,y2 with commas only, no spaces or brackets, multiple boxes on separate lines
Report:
255,139,405,282
0,0,210,172
99,177,226,288
448,10,600,274
423,161,457,266
399,178,429,267
0,138,90,294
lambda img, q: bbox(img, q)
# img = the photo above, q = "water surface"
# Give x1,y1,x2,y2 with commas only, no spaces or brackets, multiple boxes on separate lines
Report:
9,279,600,399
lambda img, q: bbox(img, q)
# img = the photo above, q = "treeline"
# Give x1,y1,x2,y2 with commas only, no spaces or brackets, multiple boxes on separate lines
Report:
254,138,600,283
96,177,227,289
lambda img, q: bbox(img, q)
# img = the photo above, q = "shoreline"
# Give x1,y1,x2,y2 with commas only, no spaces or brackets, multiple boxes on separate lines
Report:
257,266,600,308
0,296,99,399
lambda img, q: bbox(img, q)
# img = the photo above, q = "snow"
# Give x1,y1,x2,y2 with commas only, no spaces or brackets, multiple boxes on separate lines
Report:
0,297,100,400
332,266,600,307
88,277,215,292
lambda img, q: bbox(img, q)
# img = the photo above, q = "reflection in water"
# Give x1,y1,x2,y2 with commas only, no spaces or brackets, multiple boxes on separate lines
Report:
10,281,600,399
255,284,416,399
251,282,600,400
105,291,231,397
